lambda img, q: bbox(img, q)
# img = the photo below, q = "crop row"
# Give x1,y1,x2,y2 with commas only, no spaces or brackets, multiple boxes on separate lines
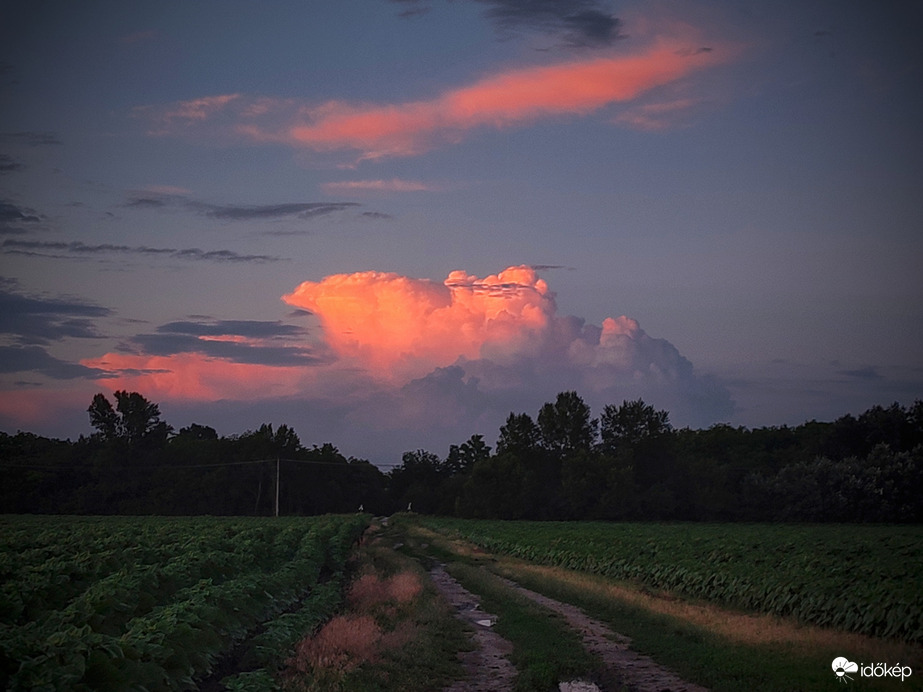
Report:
419,518,923,643
1,514,369,690
0,517,308,625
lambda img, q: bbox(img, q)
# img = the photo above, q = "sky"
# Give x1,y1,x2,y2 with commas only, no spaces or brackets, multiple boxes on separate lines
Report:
1,0,921,465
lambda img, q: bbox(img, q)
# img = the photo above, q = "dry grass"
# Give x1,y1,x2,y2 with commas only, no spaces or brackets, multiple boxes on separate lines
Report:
347,571,422,611
498,561,923,669
386,571,423,603
290,614,383,674
287,569,425,685
411,523,923,669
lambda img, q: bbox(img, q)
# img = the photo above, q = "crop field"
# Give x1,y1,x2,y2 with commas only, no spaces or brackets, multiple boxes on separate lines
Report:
0,514,369,691
418,517,923,644
3,514,921,691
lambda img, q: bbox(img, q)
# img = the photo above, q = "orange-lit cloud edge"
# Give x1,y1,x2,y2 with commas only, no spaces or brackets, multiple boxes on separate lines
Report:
285,38,734,158
139,32,740,159
76,266,657,404
320,179,438,194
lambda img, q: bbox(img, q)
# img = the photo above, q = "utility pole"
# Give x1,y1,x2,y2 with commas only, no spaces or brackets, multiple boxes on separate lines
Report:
275,457,280,517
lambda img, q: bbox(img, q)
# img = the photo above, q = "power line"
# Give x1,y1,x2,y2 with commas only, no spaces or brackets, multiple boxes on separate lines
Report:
0,457,402,472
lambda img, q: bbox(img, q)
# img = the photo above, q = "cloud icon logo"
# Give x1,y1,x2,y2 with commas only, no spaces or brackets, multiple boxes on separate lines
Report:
832,657,859,682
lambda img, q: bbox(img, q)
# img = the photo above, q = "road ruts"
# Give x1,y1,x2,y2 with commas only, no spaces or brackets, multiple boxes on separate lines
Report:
429,565,518,692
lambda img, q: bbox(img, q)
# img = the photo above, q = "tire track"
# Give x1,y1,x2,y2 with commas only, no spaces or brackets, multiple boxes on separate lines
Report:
429,565,517,692
496,574,709,692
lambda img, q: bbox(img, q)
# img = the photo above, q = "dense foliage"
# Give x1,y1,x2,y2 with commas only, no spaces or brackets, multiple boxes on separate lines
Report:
0,514,368,690
417,517,923,643
388,394,923,523
1,390,921,521
1,392,386,515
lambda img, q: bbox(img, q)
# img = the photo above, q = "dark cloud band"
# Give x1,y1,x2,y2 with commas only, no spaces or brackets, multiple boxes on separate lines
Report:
1,239,282,264
0,278,110,345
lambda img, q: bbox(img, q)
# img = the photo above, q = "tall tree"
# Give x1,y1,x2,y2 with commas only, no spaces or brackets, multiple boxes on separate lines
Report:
599,398,671,454
496,412,541,456
114,391,165,445
88,391,166,445
87,393,119,440
537,391,597,455
445,434,492,475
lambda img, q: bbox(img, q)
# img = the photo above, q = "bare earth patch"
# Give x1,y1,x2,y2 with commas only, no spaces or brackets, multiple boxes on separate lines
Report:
428,565,518,692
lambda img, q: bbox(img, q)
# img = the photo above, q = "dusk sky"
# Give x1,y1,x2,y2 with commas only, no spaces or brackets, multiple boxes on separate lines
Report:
1,1,921,464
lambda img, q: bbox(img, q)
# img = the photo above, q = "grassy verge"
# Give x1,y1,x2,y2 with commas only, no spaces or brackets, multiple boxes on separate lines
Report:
282,520,472,692
405,518,923,692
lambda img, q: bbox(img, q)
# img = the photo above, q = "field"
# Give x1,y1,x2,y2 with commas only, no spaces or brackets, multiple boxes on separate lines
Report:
0,514,368,690
416,518,923,643
2,515,922,691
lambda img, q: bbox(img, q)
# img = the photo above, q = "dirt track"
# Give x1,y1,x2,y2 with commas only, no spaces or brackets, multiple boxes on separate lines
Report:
428,565,518,692
498,574,708,692
430,562,708,692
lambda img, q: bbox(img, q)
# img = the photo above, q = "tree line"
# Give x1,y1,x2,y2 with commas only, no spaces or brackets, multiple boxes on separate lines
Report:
1,390,921,521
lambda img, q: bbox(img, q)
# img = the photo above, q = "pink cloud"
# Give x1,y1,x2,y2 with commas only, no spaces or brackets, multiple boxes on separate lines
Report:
282,266,556,379
284,38,734,158
320,179,437,194
79,353,307,401
136,33,738,158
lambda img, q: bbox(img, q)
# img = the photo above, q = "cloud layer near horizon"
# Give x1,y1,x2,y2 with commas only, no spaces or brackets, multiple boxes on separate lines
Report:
71,266,732,458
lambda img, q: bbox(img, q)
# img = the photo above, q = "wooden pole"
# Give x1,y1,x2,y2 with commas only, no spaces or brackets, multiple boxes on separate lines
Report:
275,457,280,517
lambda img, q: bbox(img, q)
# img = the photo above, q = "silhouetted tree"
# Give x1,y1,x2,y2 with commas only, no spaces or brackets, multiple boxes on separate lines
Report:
538,391,597,456
175,423,218,441
496,412,541,456
599,398,671,454
388,449,443,513
445,434,491,475
87,391,169,446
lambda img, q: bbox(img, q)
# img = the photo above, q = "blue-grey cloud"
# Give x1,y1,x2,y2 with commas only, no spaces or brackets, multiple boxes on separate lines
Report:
0,345,106,380
120,318,328,367
0,155,24,174
478,0,622,46
125,196,169,209
0,200,43,234
0,278,110,345
0,131,62,146
528,264,571,271
125,194,362,222
157,320,305,339
391,0,622,46
1,239,282,264
199,201,359,220
838,366,884,380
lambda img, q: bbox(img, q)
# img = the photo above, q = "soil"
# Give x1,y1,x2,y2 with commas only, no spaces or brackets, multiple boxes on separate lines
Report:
429,562,709,692
428,565,518,692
